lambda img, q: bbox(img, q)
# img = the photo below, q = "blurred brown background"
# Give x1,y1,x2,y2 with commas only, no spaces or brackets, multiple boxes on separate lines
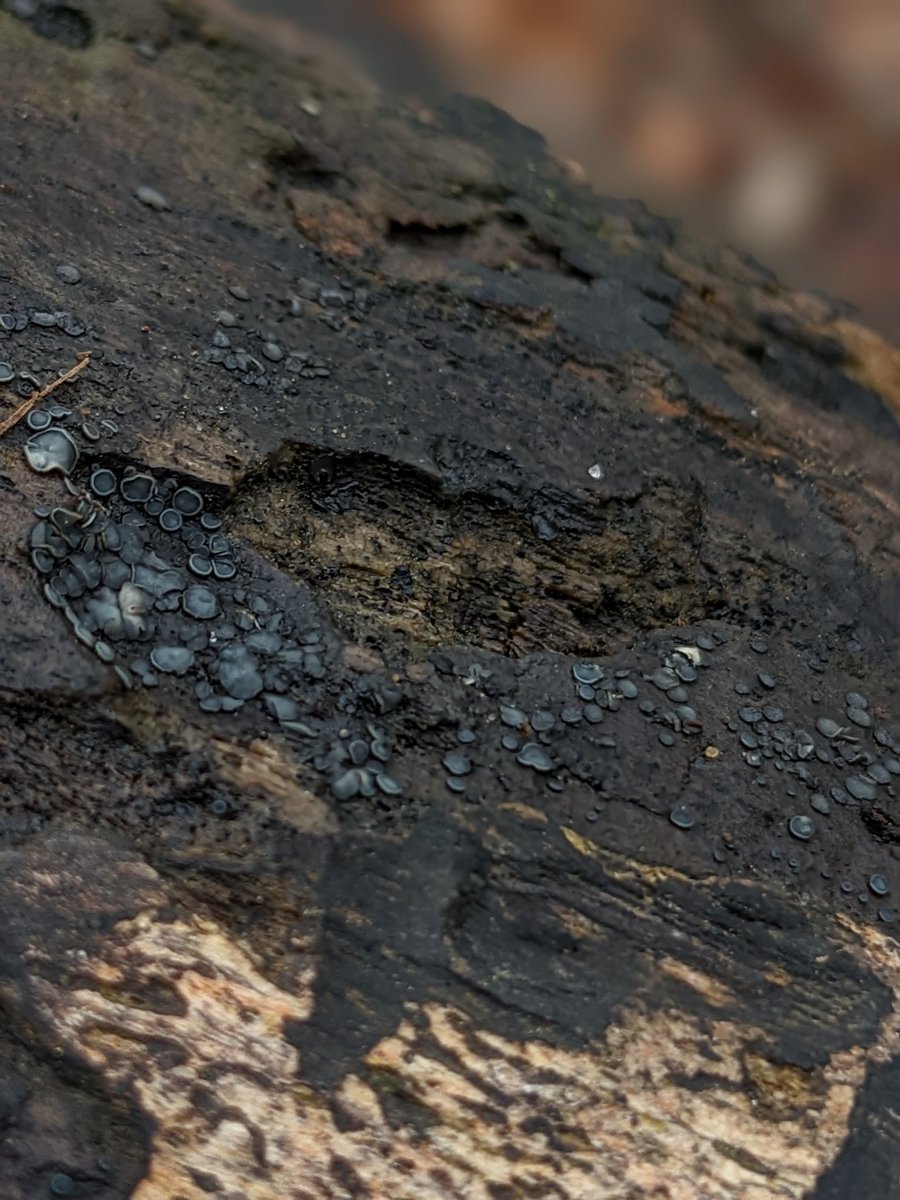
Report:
235,0,900,341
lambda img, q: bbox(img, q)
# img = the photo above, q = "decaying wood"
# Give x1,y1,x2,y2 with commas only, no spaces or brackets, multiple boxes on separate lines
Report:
0,3,897,1199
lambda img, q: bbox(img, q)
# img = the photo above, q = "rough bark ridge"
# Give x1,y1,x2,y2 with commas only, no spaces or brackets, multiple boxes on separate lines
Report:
0,3,898,1198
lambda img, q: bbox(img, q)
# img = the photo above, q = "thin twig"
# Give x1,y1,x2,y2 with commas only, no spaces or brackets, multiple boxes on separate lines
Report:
0,352,91,437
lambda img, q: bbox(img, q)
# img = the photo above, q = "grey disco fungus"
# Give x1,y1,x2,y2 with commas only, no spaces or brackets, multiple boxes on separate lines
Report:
90,467,117,497
150,645,195,675
15,382,897,921
120,472,155,503
26,408,53,431
173,486,203,516
18,401,342,743
24,427,78,474
183,585,219,620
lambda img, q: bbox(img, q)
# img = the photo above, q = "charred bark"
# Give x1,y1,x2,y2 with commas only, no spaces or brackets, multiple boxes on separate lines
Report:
0,3,898,1197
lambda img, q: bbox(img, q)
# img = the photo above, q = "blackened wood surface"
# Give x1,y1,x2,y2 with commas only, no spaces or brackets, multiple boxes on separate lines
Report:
0,3,898,1198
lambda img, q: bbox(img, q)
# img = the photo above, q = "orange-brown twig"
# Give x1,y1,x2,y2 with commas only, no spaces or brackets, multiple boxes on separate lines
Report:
0,352,91,437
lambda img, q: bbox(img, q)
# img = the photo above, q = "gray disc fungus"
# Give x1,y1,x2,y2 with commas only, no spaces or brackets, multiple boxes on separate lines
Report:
150,646,195,675
26,408,52,431
517,742,553,772
24,427,78,474
15,361,897,926
173,486,203,516
183,585,219,620
442,750,472,777
120,472,154,503
160,508,183,532
789,815,815,841
90,467,117,497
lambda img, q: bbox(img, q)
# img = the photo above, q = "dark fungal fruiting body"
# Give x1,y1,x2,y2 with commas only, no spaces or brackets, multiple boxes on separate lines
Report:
572,662,603,687
442,750,471,777
160,508,183,532
26,408,53,431
90,467,117,497
183,585,219,620
17,397,898,926
188,553,213,578
173,487,204,517
150,645,194,675
516,742,553,772
846,776,877,801
217,645,264,700
789,815,815,841
120,473,155,504
499,704,526,728
25,427,78,474
20,406,334,733
212,559,237,580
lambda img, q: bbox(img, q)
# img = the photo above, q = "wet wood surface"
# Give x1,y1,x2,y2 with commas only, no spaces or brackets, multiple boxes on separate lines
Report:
0,3,898,1197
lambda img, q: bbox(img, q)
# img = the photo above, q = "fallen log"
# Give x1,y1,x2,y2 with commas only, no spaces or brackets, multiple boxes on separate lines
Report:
0,3,898,1198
